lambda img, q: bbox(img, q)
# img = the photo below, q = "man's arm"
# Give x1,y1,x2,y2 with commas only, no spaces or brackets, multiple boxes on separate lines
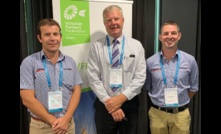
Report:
63,85,81,121
50,85,81,133
188,91,196,99
20,89,56,125
87,42,111,103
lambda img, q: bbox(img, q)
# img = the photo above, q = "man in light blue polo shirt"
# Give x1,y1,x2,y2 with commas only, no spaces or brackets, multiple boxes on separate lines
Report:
20,18,83,134
144,20,199,134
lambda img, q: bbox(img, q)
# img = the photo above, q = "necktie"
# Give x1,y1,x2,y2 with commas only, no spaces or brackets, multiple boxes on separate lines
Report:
111,39,119,92
112,39,119,68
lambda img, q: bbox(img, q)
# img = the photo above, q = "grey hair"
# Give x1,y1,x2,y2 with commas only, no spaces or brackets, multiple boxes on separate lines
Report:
102,5,124,22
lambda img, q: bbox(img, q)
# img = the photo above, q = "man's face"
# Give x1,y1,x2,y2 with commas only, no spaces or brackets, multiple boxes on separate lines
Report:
37,25,61,53
159,25,181,49
103,9,124,38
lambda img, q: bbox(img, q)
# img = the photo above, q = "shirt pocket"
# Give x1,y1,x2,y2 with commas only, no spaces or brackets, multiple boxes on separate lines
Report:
123,56,135,72
178,63,190,80
62,69,74,89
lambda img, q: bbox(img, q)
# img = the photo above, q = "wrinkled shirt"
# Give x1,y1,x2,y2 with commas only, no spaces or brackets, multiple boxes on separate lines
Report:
144,50,199,107
20,50,83,117
87,35,146,103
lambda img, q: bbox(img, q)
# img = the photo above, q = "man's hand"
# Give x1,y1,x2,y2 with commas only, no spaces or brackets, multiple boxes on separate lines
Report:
111,108,126,122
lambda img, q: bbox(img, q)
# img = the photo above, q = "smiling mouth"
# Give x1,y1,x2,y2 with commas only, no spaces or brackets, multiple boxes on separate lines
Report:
111,27,119,31
111,24,118,29
167,40,173,43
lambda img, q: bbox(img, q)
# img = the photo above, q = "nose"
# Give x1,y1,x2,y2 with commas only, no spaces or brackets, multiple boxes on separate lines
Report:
110,20,115,24
49,34,56,38
49,35,57,42
111,19,117,24
167,33,173,37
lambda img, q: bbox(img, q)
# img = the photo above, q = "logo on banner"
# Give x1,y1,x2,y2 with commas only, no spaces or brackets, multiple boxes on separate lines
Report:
64,5,86,20
60,1,90,46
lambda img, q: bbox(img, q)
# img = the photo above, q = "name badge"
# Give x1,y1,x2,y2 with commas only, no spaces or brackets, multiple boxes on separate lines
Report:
109,68,122,88
164,87,179,107
48,90,63,113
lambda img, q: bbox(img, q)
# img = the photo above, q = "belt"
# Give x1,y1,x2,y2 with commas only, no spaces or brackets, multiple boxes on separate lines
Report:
31,116,47,124
152,104,188,114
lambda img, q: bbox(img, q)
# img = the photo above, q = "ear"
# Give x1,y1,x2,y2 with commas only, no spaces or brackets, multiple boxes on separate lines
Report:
178,32,182,40
158,34,162,42
37,34,42,43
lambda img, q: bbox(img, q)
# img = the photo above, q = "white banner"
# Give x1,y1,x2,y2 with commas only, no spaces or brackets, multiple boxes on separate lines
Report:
52,1,133,133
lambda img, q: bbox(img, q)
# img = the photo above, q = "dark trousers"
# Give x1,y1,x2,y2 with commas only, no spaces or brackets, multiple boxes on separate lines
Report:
94,96,139,134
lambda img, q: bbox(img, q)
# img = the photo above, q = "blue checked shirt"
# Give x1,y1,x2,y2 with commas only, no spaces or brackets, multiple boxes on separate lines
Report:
20,50,83,118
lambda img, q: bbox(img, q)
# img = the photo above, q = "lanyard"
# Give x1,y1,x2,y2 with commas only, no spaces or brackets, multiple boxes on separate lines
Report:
42,58,63,88
106,35,125,65
159,50,180,85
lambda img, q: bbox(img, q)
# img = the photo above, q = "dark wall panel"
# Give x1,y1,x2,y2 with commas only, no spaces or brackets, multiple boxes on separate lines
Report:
161,0,198,57
161,1,201,134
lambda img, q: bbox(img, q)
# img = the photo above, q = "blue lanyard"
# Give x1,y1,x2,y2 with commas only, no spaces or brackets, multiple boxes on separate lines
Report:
42,58,63,88
106,35,125,65
159,50,180,85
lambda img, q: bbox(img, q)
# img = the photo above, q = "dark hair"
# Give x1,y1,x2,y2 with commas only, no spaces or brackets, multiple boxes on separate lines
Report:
37,18,62,36
160,20,180,34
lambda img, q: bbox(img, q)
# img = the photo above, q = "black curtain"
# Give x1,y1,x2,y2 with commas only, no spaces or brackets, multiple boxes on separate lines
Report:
132,1,156,133
20,0,52,134
191,0,201,134
20,0,28,63
20,1,29,133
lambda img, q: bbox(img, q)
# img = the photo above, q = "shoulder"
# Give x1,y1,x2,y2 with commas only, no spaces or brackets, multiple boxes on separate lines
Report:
124,36,144,52
89,36,106,49
179,50,198,68
59,51,75,63
125,36,142,44
94,36,106,45
20,52,42,71
21,52,41,64
62,54,78,69
63,54,76,63
147,52,159,62
145,53,160,69
179,50,196,61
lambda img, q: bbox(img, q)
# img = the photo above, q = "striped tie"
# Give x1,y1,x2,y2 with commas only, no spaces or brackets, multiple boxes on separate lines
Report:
112,39,119,68
111,39,119,92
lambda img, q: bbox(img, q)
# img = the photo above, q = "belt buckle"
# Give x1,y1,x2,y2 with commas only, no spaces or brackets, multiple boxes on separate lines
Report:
173,108,178,113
